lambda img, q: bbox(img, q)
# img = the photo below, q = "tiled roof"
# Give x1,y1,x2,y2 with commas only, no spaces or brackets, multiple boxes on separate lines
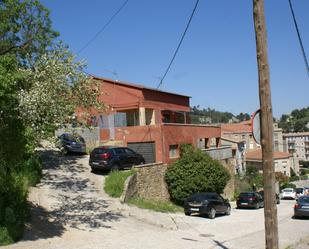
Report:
246,149,291,161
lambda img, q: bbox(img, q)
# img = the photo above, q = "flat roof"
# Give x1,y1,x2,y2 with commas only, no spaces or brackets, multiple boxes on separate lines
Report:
92,75,191,98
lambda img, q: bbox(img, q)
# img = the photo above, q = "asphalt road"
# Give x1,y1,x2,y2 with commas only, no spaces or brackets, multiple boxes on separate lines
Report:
3,150,309,249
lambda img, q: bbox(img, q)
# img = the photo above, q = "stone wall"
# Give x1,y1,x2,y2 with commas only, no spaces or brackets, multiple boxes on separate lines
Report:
221,158,235,199
121,163,170,202
121,159,235,203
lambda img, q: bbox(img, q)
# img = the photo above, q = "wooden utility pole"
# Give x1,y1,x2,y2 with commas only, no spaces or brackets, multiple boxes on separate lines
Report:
253,1,279,249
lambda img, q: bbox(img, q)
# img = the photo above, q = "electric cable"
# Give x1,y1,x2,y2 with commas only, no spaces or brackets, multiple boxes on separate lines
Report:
156,0,200,89
77,0,129,55
288,0,309,79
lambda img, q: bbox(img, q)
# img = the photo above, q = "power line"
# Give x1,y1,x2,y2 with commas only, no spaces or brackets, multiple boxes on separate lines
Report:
288,0,309,79
77,0,129,55
156,0,200,89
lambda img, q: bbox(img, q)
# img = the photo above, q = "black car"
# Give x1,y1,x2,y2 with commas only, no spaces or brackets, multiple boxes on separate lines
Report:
89,146,145,171
258,190,280,204
183,192,231,219
236,192,264,209
56,133,86,154
294,196,309,218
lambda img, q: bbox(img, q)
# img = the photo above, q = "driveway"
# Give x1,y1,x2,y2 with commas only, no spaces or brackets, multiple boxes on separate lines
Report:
2,149,309,249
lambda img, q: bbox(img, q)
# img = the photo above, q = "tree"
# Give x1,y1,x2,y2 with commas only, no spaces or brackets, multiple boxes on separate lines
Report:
0,0,58,63
165,144,230,205
17,43,105,138
0,1,104,244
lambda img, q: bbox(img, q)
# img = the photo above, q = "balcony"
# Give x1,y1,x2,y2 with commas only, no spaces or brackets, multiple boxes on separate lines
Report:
202,146,233,160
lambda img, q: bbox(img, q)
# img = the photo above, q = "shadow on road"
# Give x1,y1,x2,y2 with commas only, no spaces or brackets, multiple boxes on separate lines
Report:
22,149,125,242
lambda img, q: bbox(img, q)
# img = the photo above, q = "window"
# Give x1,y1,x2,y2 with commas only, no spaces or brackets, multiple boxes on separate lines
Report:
169,145,178,159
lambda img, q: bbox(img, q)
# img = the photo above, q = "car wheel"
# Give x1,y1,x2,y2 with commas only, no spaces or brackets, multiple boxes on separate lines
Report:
208,207,216,219
185,211,191,216
225,206,231,215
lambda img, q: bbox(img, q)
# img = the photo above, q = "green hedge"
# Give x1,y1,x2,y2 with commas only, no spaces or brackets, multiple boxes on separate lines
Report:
165,144,230,205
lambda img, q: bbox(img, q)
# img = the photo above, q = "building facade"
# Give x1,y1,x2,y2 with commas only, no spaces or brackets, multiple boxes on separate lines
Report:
283,132,309,162
78,76,230,164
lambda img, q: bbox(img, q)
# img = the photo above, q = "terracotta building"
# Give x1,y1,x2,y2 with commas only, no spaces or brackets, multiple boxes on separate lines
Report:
79,76,228,164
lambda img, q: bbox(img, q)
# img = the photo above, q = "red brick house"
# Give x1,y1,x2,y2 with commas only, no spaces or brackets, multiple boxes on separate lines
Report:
78,76,225,164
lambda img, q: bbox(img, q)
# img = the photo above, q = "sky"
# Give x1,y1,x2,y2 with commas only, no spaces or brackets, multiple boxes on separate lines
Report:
41,0,308,118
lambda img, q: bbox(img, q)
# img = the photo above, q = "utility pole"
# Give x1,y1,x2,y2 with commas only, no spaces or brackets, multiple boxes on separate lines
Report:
253,1,279,249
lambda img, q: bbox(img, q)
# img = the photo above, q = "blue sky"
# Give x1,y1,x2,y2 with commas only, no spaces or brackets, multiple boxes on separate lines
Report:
41,0,308,118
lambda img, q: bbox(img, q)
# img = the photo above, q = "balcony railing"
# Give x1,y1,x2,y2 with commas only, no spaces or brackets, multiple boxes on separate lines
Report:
202,146,233,160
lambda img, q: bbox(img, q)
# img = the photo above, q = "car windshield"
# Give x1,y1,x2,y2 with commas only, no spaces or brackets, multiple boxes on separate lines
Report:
65,134,85,143
187,193,217,202
283,189,293,193
239,193,255,197
92,148,110,154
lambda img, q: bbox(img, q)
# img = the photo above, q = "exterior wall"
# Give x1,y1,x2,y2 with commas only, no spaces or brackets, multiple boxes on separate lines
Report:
100,124,222,164
161,124,221,164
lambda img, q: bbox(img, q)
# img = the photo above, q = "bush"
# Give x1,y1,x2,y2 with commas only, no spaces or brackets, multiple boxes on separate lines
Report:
234,175,252,199
0,153,42,245
165,144,230,205
280,182,296,190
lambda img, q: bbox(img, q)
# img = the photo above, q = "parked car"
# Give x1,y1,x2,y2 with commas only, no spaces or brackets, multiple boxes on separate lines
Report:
183,192,231,219
295,187,305,199
236,192,264,209
280,188,296,200
258,190,280,204
56,133,86,154
89,146,145,171
294,196,309,218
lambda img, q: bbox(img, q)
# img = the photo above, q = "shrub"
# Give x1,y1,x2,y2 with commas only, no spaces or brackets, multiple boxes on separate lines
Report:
165,144,230,205
0,153,42,245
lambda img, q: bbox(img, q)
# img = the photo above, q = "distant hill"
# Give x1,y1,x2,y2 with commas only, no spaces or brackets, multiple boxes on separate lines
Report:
278,107,309,132
189,106,250,124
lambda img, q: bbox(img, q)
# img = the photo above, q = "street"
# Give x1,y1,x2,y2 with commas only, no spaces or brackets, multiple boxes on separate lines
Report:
3,150,309,249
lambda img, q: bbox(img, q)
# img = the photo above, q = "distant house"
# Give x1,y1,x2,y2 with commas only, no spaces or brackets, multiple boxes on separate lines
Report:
77,76,231,164
221,121,285,174
245,149,294,176
283,132,309,162
221,121,284,152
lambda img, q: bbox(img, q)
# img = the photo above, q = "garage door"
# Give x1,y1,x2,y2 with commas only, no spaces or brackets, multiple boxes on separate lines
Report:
127,142,156,164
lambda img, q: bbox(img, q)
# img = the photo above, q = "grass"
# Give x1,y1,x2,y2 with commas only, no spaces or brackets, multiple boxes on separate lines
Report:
104,169,135,197
128,197,183,213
